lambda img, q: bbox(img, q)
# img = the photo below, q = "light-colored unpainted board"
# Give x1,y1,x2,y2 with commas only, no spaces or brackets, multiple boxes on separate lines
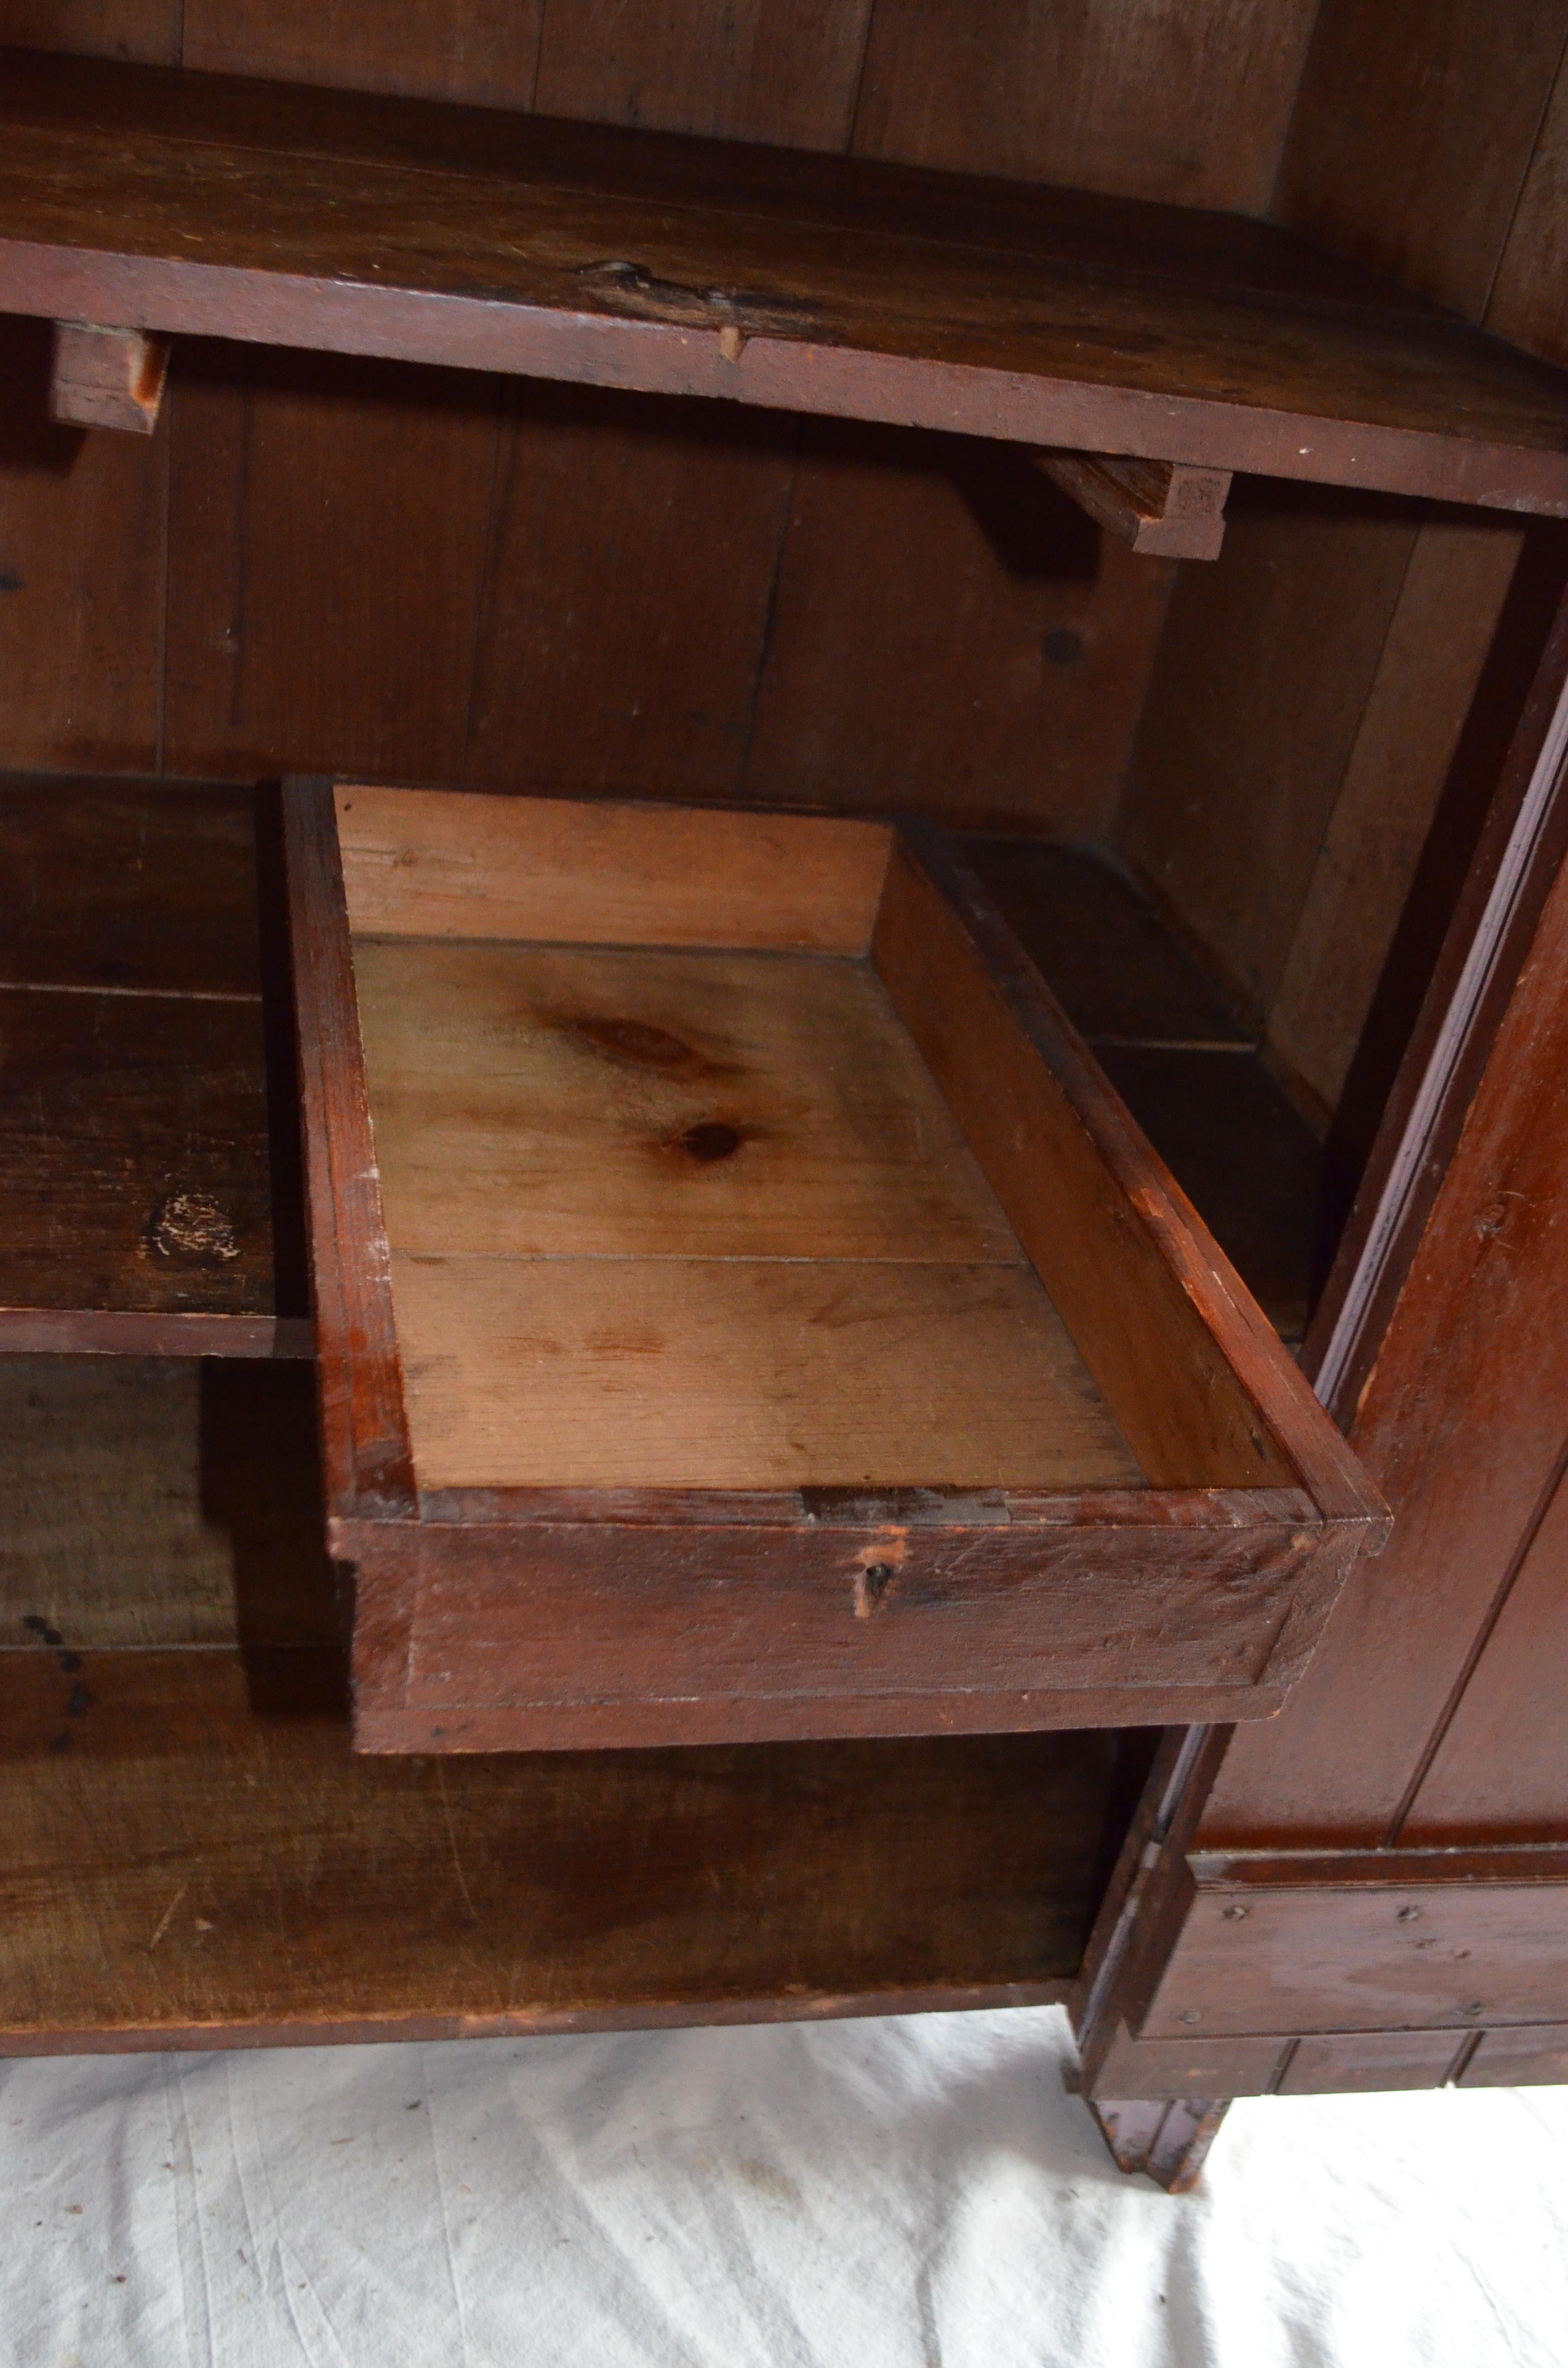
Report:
356,941,1019,1264
337,787,891,955
1268,522,1525,1109
872,843,1290,1491
0,1358,334,1649
392,1254,1141,1492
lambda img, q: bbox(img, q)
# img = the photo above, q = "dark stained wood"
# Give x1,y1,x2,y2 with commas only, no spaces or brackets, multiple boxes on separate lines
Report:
183,0,545,108
1087,2029,1284,2100
1401,1463,1568,1840
1093,1048,1323,1346
0,776,307,1349
0,986,275,1318
958,840,1250,1048
1036,454,1230,562
163,341,499,784
466,385,796,804
743,422,1174,837
852,0,1319,214
1459,2023,1568,2086
1487,51,1568,369
3,53,1568,508
1115,488,1423,1027
0,312,165,774
281,777,415,1524
1266,518,1526,1116
1138,1848,1568,2037
0,3,176,63
0,777,261,993
286,787,1384,1750
1277,2030,1470,2093
49,319,167,432
1277,0,1568,320
0,1644,1114,2048
533,0,873,149
1086,2095,1233,2191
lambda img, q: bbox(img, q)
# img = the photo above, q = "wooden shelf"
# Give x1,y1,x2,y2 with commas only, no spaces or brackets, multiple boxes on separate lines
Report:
0,779,309,1357
2,49,1567,513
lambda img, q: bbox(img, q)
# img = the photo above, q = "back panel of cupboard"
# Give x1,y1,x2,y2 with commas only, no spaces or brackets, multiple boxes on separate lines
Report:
0,0,1320,835
1,0,1563,1184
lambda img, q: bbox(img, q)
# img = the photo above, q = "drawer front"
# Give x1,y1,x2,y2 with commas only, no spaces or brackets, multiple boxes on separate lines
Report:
345,1517,1354,1751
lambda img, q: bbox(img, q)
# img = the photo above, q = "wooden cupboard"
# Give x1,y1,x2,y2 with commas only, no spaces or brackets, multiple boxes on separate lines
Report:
0,0,1565,2183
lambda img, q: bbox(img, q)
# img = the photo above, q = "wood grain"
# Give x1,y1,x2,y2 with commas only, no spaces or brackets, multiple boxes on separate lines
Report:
1276,2031,1470,2094
1276,0,1568,320
1200,760,1568,1843
465,385,798,807
853,0,1320,212
1115,490,1422,1026
958,839,1250,1049
1400,1463,1568,1839
183,0,545,107
0,1646,1112,2046
1267,520,1525,1110
872,838,1290,1490
1487,37,1568,369
1035,454,1230,562
3,53,1568,508
392,1253,1137,1492
164,342,499,783
0,313,165,774
534,0,873,149
742,422,1175,838
355,940,1018,1262
0,1356,335,1650
49,321,168,434
1141,1858,1568,2037
0,984,275,1316
336,785,891,951
0,777,262,994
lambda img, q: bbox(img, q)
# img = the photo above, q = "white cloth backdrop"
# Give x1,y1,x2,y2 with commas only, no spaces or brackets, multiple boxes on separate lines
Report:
2,2005,1564,2367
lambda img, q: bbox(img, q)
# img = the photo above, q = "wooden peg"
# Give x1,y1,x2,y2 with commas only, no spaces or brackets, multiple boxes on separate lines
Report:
1036,451,1231,560
49,321,170,433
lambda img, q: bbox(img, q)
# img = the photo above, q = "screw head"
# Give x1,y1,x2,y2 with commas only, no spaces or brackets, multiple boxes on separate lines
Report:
1396,1905,1421,1923
1178,2009,1201,2026
1221,1904,1249,1922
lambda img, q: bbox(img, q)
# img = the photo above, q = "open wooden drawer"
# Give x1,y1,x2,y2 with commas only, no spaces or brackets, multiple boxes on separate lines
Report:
283,781,1387,1753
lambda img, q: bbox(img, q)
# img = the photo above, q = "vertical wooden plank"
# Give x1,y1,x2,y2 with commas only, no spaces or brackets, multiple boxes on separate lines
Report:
1276,0,1568,317
0,315,166,774
1199,833,1568,1843
1115,493,1420,1026
1486,48,1568,369
1268,522,1525,1112
163,344,499,786
181,0,546,104
0,2,178,61
465,386,796,803
1400,1467,1568,1838
466,0,876,810
745,423,1173,837
533,0,874,148
853,0,1320,209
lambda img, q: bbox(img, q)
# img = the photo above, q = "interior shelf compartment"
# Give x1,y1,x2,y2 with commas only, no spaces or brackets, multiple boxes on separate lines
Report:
3,48,1568,514
285,781,1385,1755
0,1354,1115,2052
0,778,309,1357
